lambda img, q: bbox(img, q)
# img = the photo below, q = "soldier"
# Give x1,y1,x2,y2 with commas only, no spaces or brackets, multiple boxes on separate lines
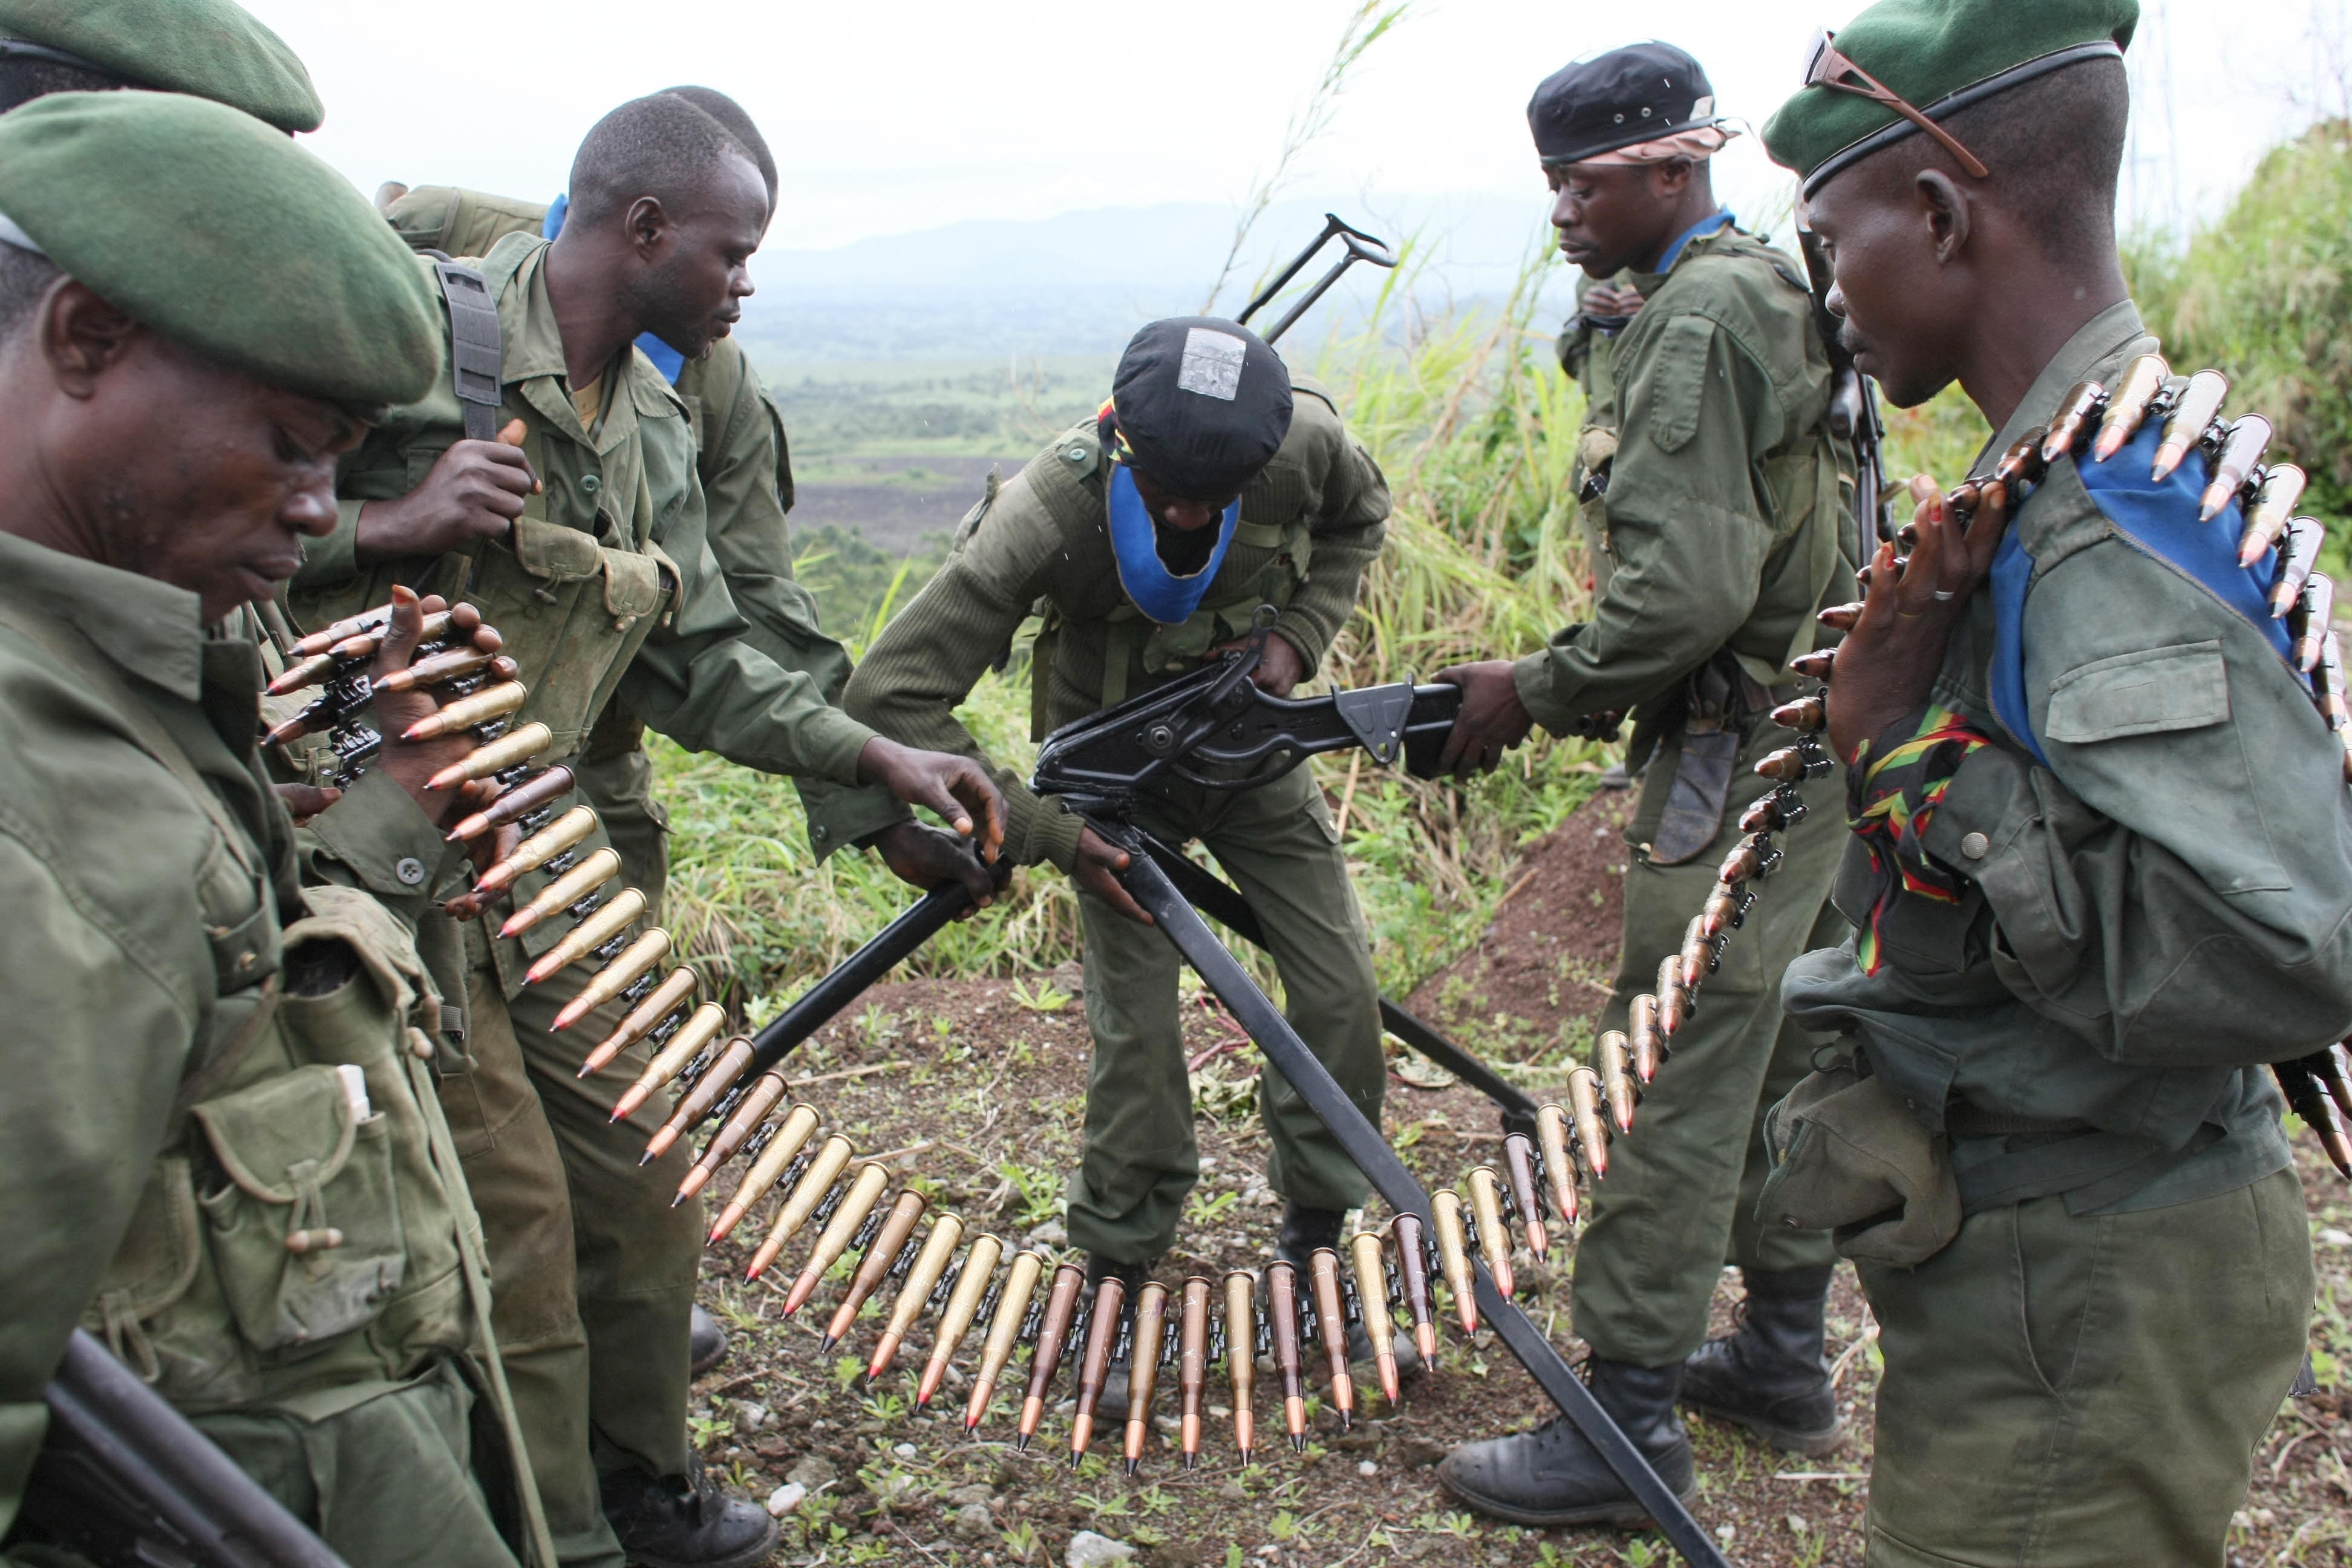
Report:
1434,45,1857,1526
1749,2,2348,1561
0,91,538,1566
368,87,885,1391
284,94,1003,1568
0,0,320,128
841,316,1397,1385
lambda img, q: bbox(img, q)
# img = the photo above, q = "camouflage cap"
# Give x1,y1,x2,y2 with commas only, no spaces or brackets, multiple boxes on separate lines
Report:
0,0,322,132
0,93,440,407
1761,0,2137,195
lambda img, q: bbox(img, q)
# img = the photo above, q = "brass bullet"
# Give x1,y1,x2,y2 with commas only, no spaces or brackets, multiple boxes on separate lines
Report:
1628,991,1662,1082
2040,379,2107,463
611,1003,727,1123
266,650,341,697
1391,1213,1437,1362
522,890,648,985
641,1035,754,1161
1069,1274,1127,1467
1658,955,1690,1036
2295,575,2335,673
447,764,576,842
1465,1168,1514,1301
372,644,495,695
1739,791,1794,835
2092,353,2169,462
292,604,391,656
1536,1104,1580,1230
1123,1281,1169,1475
707,1102,819,1244
549,929,670,1033
783,1162,890,1317
1700,880,1741,941
1222,1270,1257,1464
1502,1132,1547,1257
1348,1233,1400,1403
919,1232,1002,1407
1568,1065,1610,1178
1678,917,1715,996
401,679,527,742
1016,1262,1087,1451
425,722,552,791
2323,1045,2352,1124
1177,1275,1213,1466
2152,370,2228,482
1598,1031,1638,1135
2315,634,2347,733
325,609,453,663
745,1133,854,1280
1717,835,1766,885
871,1213,964,1381
2270,518,2324,619
2200,415,2273,521
1266,1260,1307,1451
1770,693,1826,733
822,1188,929,1351
500,849,620,940
2239,465,2309,567
676,1069,788,1205
474,805,597,895
1307,1248,1354,1430
1430,1191,1477,1335
579,967,699,1075
963,1247,1042,1431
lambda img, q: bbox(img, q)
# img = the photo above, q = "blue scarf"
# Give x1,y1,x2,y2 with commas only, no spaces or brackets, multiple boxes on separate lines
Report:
1106,463,1240,626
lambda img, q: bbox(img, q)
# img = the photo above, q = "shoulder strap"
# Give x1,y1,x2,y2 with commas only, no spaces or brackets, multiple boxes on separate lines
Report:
431,258,503,442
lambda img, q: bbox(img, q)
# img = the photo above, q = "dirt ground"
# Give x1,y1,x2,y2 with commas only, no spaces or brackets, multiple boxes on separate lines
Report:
681,790,2352,1568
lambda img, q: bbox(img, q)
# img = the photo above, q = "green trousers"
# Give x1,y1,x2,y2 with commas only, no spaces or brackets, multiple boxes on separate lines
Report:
194,1361,520,1568
1570,720,1845,1367
1068,766,1384,1264
440,907,702,1568
1859,1166,2313,1567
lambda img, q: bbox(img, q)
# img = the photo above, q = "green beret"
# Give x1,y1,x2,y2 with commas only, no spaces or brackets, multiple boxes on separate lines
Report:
0,0,322,132
0,93,440,407
1762,0,2136,195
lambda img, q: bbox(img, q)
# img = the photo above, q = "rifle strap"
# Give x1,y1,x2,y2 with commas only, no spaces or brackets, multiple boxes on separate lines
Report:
432,258,503,443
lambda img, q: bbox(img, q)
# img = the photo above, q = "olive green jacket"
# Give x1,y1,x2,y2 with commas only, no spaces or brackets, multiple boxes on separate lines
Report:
1785,302,2352,1212
0,532,499,1543
1517,225,1854,748
838,387,1390,871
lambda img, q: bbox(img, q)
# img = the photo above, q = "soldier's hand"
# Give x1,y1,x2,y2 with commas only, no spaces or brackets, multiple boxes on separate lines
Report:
1073,826,1153,926
856,738,1006,864
1826,474,2011,763
1434,659,1535,779
871,820,1006,915
365,587,509,826
1206,631,1307,696
1583,282,1645,318
354,419,538,563
273,782,342,824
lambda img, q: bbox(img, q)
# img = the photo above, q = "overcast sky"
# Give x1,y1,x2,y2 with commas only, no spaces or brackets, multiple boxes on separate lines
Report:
246,0,2344,265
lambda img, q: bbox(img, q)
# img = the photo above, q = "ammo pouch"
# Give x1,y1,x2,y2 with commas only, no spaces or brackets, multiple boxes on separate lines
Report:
1648,655,1771,865
1757,1056,1962,1267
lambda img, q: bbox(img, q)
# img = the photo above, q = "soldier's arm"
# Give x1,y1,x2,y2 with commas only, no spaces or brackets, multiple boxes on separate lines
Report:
1272,422,1391,677
1923,544,2352,1067
0,832,193,1524
1513,312,1791,731
842,470,1082,872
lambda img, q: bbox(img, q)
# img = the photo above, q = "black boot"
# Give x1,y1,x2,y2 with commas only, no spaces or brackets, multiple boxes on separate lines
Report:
1437,1360,1694,1528
1679,1266,1844,1455
601,1457,778,1568
1275,1204,1425,1380
1082,1253,1149,1422
688,1304,728,1378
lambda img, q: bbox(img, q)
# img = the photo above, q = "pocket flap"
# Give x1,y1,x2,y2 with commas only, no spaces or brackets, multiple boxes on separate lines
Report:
2045,640,2230,744
511,517,604,584
191,1066,356,1204
601,546,666,618
1642,316,1716,454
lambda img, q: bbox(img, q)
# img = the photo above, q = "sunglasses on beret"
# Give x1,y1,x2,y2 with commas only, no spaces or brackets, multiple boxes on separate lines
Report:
1803,28,1991,179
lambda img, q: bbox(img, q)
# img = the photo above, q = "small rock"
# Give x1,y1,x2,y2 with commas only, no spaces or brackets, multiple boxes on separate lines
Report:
953,1501,994,1540
1356,1459,1377,1477
764,1481,807,1518
893,1442,918,1459
1067,1530,1137,1567
1786,1514,1809,1536
2320,1227,2351,1246
2233,1511,2255,1532
2252,1508,2278,1527
1715,1523,1736,1543
735,1400,770,1432
949,1483,996,1507
1025,1220,1068,1247
854,1418,885,1435
1217,1479,1247,1502
786,1454,837,1491
753,1437,791,1460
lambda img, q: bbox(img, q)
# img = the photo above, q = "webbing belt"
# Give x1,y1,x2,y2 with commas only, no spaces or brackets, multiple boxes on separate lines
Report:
431,258,503,442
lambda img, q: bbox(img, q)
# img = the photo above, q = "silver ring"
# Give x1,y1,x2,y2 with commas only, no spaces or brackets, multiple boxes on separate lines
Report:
1930,589,1956,602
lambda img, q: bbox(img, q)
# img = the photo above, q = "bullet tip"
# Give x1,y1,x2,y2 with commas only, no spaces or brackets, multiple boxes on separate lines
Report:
1236,1448,1252,1467
1182,1454,1198,1471
1013,1435,1030,1453
637,1151,655,1167
1290,1435,1307,1454
1065,1452,1081,1472
1123,1460,1139,1478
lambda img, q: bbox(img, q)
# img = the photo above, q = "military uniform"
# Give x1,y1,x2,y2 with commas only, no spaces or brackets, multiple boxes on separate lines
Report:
0,91,535,1567
841,373,1391,1263
1762,5,2340,1561
288,229,881,1567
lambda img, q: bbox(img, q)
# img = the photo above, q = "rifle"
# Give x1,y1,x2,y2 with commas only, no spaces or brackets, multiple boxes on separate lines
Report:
10,1329,349,1568
1795,225,1893,546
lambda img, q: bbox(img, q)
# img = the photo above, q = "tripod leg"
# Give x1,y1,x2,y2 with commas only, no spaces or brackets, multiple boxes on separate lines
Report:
1114,848,1731,1568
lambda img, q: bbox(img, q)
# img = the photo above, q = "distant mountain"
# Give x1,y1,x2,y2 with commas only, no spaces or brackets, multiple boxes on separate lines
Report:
737,192,1586,364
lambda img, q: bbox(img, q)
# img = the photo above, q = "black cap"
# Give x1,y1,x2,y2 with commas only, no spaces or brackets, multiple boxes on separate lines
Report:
1109,316,1292,500
1529,42,1716,166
